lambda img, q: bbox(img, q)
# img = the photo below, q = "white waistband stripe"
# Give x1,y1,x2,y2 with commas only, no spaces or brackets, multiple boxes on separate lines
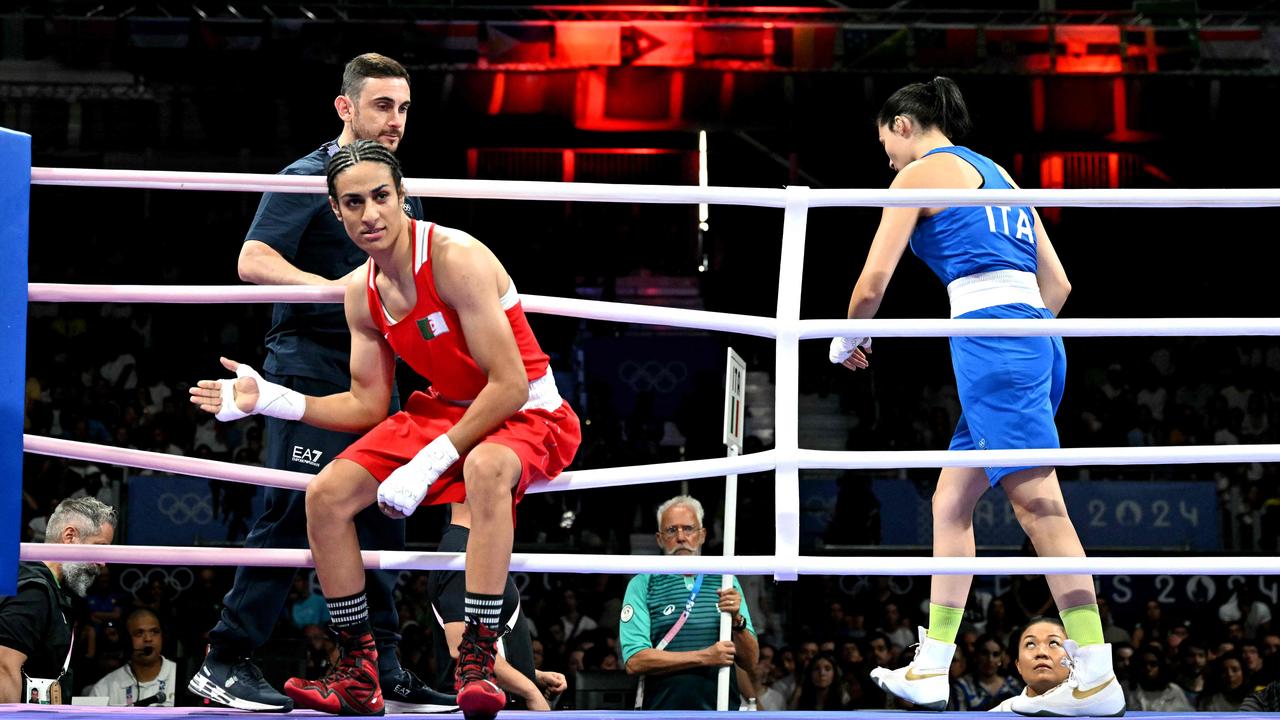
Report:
946,270,1045,318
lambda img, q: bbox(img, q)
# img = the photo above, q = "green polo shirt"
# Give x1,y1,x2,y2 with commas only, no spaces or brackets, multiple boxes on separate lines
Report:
619,573,755,710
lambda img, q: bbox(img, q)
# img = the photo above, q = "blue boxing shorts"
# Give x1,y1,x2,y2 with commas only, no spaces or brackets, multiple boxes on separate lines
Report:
948,303,1066,486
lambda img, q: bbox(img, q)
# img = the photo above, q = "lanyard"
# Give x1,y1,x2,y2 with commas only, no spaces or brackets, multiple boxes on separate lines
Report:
655,574,704,651
636,574,706,709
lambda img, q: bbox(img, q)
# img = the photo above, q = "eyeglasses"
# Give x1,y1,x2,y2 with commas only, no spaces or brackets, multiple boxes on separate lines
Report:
660,525,703,539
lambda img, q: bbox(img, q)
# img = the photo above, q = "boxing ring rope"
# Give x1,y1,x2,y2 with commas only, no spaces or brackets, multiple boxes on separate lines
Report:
31,167,1280,208
28,285,780,337
21,435,782,495
22,433,1280,492
25,167,1280,581
28,282,1280,338
20,542,1280,577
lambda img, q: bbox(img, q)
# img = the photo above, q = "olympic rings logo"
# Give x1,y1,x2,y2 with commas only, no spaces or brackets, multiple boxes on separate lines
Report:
618,360,688,393
157,492,214,525
118,567,195,600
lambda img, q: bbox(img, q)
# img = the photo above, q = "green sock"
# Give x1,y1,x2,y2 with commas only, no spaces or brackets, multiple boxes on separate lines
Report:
1061,603,1105,646
926,603,965,643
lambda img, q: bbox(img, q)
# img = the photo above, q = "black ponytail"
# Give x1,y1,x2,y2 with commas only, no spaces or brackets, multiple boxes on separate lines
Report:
325,139,405,200
877,76,972,140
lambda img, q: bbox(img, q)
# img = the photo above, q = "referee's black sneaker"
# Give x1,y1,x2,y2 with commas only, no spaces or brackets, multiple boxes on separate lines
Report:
189,647,293,712
383,667,460,714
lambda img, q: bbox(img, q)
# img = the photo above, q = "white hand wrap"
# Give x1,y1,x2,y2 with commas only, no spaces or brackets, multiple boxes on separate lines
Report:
828,336,872,364
215,363,306,422
377,434,460,517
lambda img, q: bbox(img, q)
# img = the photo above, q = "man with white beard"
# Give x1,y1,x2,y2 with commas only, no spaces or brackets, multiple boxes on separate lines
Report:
619,495,759,710
0,497,116,702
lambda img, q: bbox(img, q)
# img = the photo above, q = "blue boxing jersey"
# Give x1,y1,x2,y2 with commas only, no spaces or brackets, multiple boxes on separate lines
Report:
908,146,1038,286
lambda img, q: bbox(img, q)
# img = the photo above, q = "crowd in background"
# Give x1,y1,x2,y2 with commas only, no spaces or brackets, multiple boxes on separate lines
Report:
20,186,1280,711
15,28,1280,706
53,550,1280,711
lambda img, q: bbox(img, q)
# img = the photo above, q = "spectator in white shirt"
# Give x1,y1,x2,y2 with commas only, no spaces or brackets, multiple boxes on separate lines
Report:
85,609,176,706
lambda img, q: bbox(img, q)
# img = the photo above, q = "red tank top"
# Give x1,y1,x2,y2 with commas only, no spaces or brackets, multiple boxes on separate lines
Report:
365,220,550,401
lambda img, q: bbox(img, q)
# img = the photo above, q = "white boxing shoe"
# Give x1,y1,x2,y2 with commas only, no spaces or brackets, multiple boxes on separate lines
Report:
868,626,954,711
1010,640,1125,717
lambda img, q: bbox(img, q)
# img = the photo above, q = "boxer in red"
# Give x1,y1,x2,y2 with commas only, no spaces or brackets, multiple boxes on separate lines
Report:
191,139,580,719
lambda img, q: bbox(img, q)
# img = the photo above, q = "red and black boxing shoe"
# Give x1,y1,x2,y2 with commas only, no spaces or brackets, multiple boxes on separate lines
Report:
454,619,506,720
284,629,385,716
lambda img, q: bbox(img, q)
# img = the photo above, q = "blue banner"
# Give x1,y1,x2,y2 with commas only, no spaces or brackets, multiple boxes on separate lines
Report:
127,474,267,546
0,127,30,596
867,478,1221,551
583,334,721,418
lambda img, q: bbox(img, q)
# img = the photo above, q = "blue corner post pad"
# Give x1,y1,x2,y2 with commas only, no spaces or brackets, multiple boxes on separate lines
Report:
0,127,31,597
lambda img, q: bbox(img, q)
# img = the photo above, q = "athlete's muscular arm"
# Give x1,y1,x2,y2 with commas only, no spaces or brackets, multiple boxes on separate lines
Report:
832,163,928,371
238,240,354,286
996,166,1071,315
848,158,959,320
299,274,397,430
1030,213,1070,315
189,274,394,432
432,233,529,454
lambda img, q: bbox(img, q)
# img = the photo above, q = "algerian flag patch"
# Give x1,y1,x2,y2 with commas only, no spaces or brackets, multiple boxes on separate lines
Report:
417,311,450,340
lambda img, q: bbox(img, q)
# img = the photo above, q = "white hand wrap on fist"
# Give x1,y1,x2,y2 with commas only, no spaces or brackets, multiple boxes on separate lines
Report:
215,363,306,422
377,434,460,517
828,336,872,364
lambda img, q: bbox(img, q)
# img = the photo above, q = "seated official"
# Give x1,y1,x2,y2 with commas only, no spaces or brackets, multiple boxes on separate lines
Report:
0,498,116,703
620,495,758,710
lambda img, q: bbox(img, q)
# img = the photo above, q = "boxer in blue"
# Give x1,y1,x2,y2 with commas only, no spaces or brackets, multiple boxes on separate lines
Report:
830,77,1123,717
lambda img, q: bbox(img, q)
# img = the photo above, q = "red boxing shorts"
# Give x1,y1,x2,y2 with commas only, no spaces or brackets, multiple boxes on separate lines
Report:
336,388,581,507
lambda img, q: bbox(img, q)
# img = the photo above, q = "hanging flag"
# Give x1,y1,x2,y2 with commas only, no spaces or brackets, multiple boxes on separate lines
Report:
983,25,1051,72
485,22,555,65
1055,25,1121,73
554,21,620,66
1198,27,1268,69
841,25,908,69
127,17,191,50
911,25,979,69
1122,26,1196,72
414,21,480,64
197,20,264,52
773,24,837,69
627,22,695,66
696,25,769,61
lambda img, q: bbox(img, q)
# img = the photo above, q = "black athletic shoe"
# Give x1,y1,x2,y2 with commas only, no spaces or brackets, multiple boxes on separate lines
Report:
189,648,294,712
382,667,460,714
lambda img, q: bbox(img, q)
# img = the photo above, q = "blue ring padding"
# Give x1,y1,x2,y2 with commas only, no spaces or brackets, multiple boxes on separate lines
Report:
0,127,31,597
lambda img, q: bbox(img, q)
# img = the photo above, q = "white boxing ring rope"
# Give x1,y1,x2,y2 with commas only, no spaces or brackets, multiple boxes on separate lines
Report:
22,167,1280,582
22,542,1280,577
31,167,1280,208
29,282,1280,339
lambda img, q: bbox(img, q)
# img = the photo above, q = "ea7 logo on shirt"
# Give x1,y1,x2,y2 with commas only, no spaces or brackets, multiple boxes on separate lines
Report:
292,446,324,467
416,311,450,340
